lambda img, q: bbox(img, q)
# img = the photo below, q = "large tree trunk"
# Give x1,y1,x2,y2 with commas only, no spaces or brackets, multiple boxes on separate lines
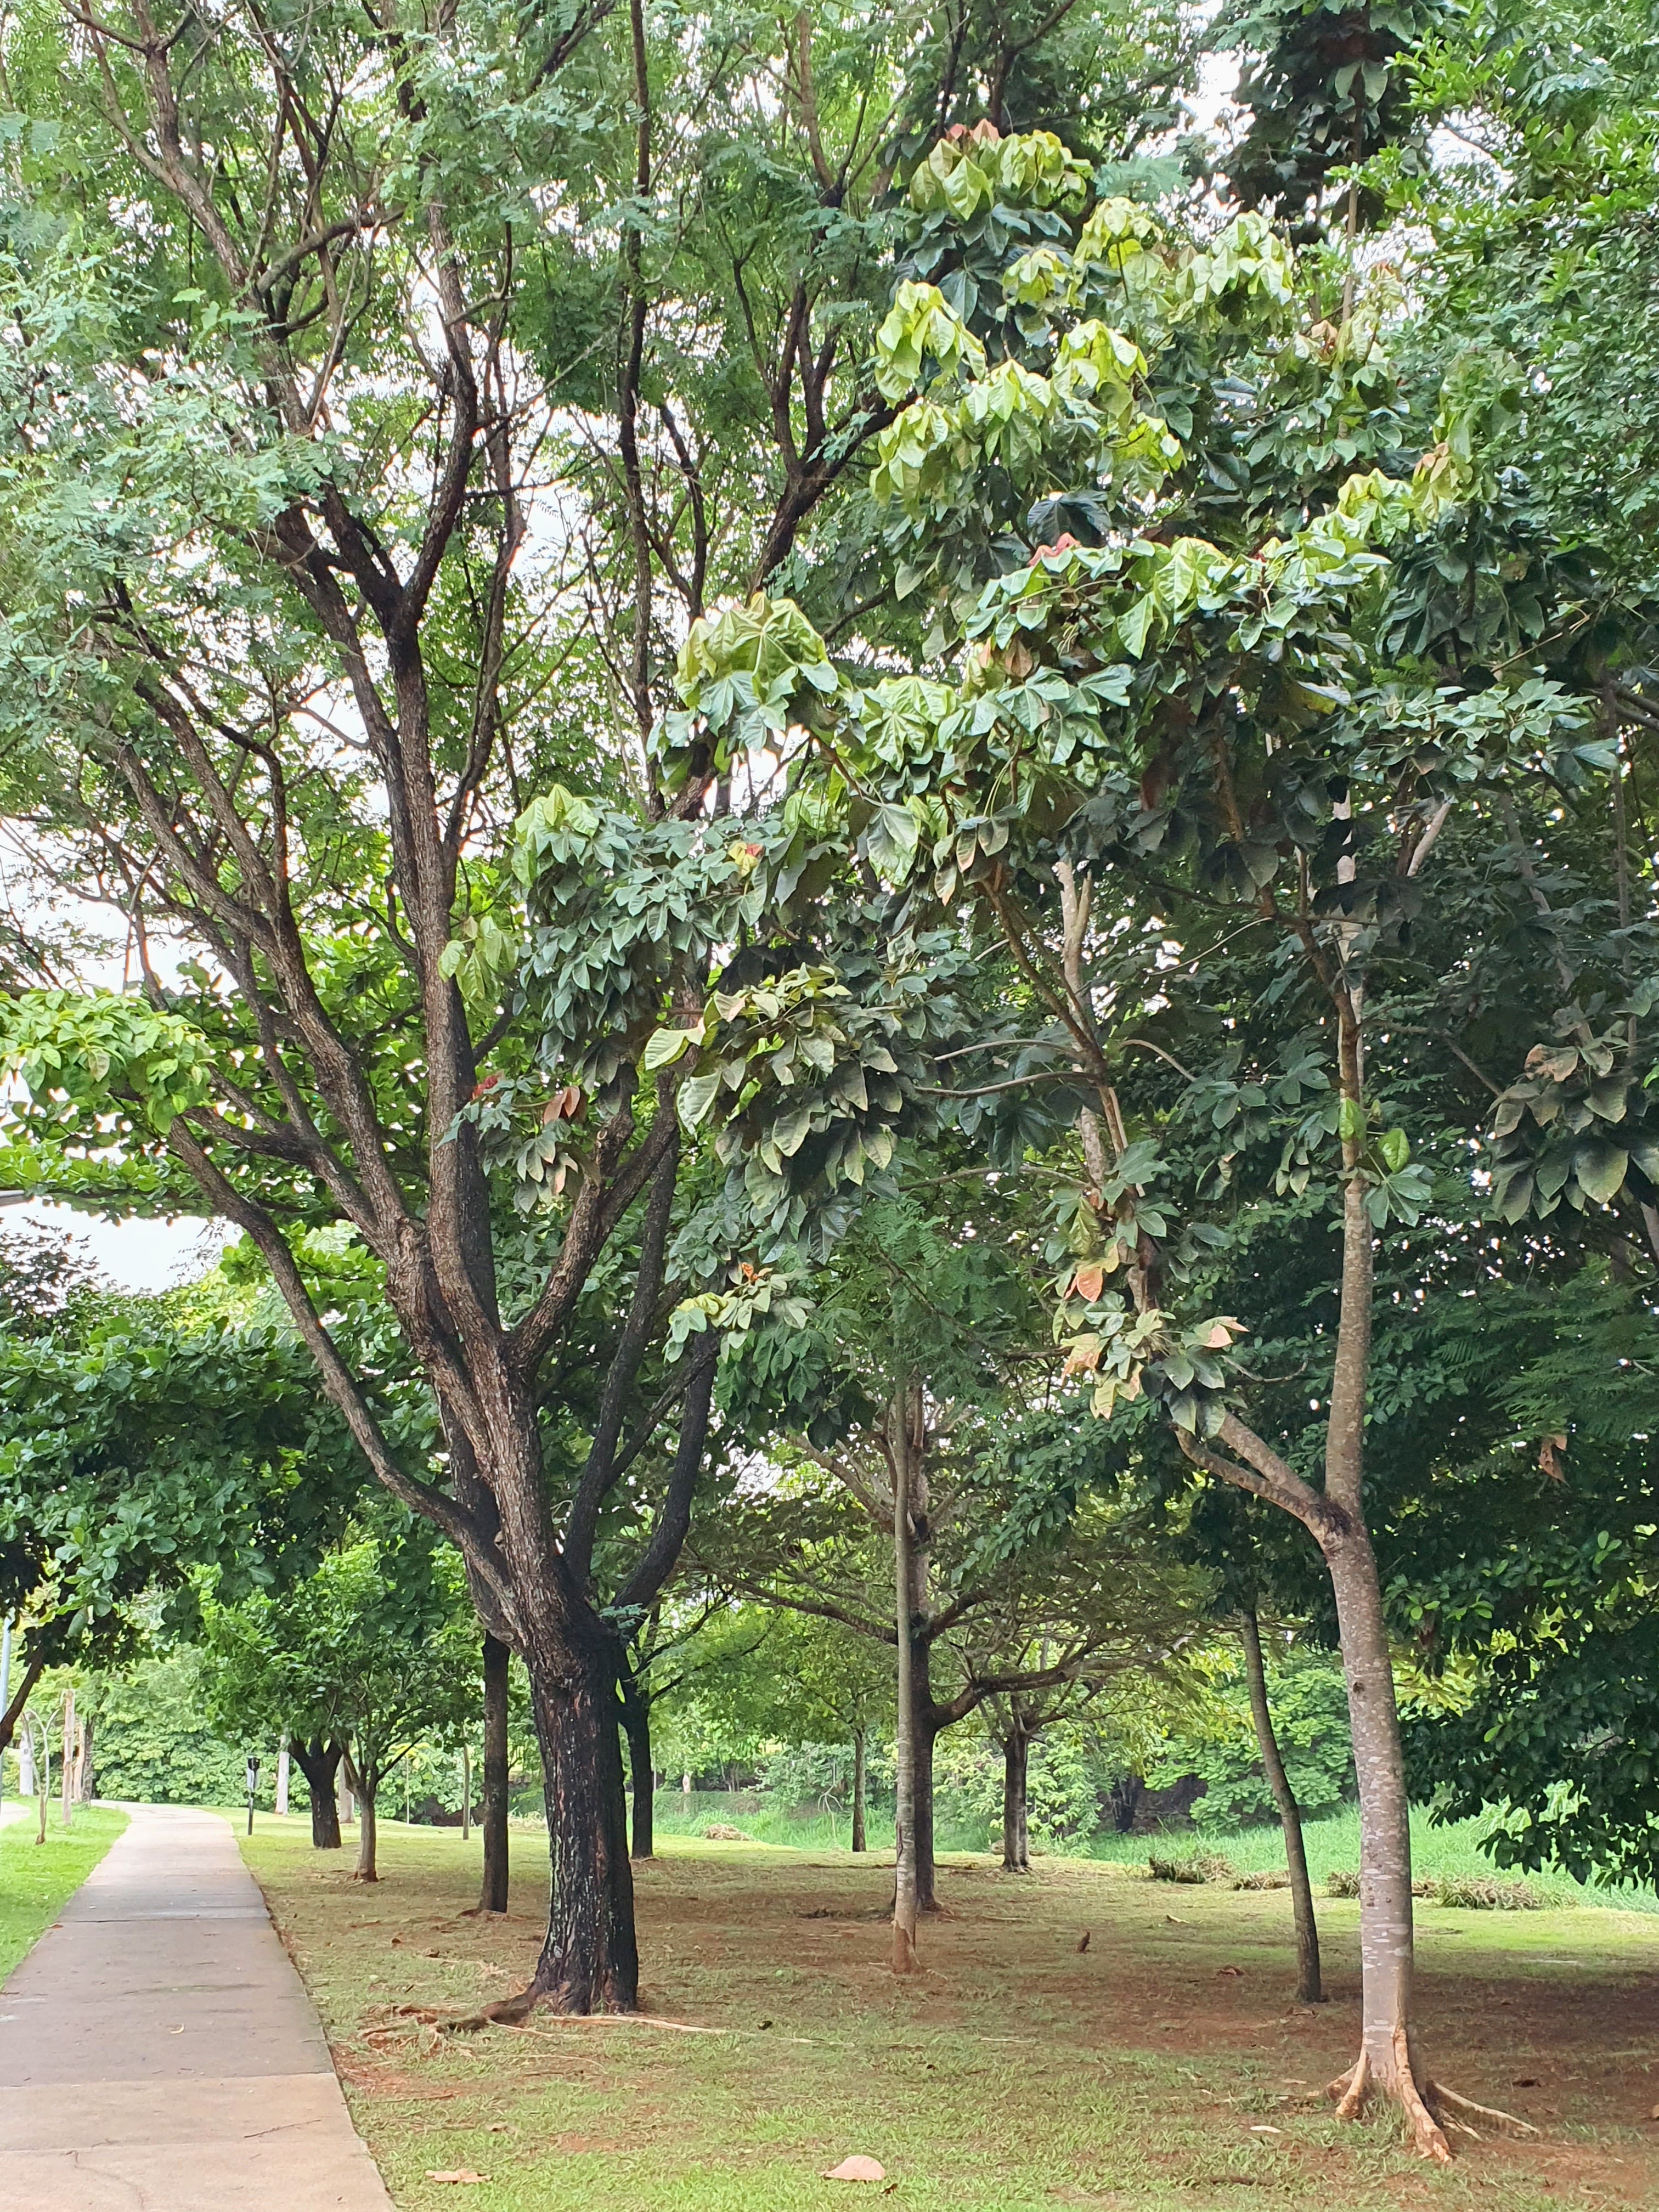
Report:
1239,1605,1321,2004
850,1725,866,1853
518,1636,639,2013
291,1737,343,1849
1001,1723,1030,1872
478,1632,510,1913
621,1681,654,1860
891,1380,919,1974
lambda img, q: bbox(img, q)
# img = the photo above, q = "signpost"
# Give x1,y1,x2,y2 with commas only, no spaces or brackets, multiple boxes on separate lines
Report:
245,1754,261,1837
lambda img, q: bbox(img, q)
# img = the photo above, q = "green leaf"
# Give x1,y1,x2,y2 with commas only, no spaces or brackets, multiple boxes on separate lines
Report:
865,803,922,881
643,1025,695,1071
1573,1140,1628,1205
678,1071,721,1129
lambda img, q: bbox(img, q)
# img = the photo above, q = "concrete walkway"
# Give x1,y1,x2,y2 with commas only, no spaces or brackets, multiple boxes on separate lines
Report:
0,1802,394,2210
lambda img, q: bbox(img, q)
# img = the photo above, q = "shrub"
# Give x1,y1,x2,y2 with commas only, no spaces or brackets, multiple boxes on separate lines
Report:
1326,1867,1361,1897
1433,1875,1548,1911
1149,1850,1234,1884
1233,1869,1290,1891
702,1822,752,1841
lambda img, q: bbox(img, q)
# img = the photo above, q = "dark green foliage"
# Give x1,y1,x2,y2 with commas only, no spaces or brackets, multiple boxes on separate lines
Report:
88,1650,275,1809
1215,0,1444,233
201,1519,476,1798
1150,1655,1354,1830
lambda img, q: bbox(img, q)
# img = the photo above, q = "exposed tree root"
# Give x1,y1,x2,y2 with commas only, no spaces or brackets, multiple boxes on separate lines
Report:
520,2015,729,2035
1323,2033,1535,2162
1327,2051,1369,2121
1394,2040,1453,2166
445,1984,551,2033
1424,2081,1540,2140
444,1992,726,2036
1326,2035,1459,2164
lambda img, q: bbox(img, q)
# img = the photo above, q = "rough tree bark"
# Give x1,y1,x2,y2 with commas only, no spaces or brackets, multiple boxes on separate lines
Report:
478,1633,510,1912
1238,1604,1321,2004
850,1725,867,1853
1001,1718,1031,1873
619,1670,655,1860
291,1737,343,1849
518,1635,638,2013
911,1673,940,1912
891,1378,919,1975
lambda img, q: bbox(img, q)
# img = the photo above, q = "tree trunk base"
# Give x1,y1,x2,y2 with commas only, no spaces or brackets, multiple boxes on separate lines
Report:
352,1870,380,1884
448,1962,640,2033
1325,2035,1536,2163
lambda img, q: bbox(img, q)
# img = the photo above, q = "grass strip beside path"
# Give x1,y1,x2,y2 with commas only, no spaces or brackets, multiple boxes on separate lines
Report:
241,1812,1659,2212
0,1802,128,1980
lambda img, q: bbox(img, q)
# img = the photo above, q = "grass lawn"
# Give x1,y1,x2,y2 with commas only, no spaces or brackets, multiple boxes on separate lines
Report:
239,1813,1659,2212
0,1801,128,1981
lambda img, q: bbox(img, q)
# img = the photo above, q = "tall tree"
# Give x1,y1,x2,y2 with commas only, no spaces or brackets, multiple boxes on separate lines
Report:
204,1519,477,1881
669,119,1624,2147
0,0,973,2010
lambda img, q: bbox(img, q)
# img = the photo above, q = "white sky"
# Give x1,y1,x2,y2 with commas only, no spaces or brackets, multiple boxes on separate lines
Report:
6,1198,230,1293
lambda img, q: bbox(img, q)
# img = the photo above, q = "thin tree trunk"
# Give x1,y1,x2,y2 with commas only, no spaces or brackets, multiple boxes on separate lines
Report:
345,1754,378,1882
517,1637,638,2012
462,1743,472,1841
912,1697,939,1912
850,1725,867,1853
479,1631,510,1914
1002,1724,1030,1872
1316,1160,1448,2158
1239,1604,1321,2004
276,1731,290,1818
891,1380,919,1974
77,1713,95,1803
623,1688,654,1860
291,1737,342,1849
1323,1516,1444,2149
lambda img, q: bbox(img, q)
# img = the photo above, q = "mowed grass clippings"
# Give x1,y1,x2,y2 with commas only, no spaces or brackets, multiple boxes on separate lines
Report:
0,1802,128,1980
238,1815,1659,2212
